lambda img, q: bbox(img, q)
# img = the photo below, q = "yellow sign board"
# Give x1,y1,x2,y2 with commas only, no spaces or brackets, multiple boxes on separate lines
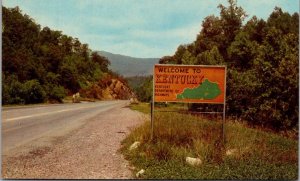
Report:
154,64,226,104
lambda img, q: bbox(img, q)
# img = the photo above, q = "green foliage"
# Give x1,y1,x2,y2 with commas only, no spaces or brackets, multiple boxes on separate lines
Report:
22,79,47,104
218,0,247,45
158,0,298,131
46,85,66,103
58,55,81,92
126,76,149,91
91,51,110,72
195,15,224,55
181,50,197,65
2,75,47,104
197,46,224,65
247,28,299,130
129,103,151,114
2,6,116,105
2,75,26,104
159,56,175,64
227,69,261,117
121,107,298,179
129,76,153,102
227,32,259,69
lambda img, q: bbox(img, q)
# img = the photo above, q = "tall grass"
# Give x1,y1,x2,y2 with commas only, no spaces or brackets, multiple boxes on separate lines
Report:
121,103,298,179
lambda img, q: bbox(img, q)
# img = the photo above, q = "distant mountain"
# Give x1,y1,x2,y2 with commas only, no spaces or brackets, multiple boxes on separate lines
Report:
97,51,159,77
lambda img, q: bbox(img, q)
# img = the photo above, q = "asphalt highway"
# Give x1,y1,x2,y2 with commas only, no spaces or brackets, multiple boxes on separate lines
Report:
2,100,129,154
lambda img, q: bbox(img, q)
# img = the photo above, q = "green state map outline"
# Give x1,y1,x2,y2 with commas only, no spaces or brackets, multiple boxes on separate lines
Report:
176,79,221,100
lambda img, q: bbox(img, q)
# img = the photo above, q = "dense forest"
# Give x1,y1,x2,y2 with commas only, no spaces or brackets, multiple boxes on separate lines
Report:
139,0,298,131
2,6,127,104
126,76,153,102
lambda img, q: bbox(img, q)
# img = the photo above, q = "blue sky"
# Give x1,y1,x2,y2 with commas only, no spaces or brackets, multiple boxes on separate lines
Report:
2,0,299,58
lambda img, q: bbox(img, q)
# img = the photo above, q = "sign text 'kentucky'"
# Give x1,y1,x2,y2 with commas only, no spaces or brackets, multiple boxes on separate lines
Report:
154,64,226,104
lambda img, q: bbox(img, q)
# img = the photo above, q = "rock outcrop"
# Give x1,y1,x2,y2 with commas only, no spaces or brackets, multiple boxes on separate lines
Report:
80,78,135,100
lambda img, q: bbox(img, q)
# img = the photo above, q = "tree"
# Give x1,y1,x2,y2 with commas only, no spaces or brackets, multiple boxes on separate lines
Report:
228,31,259,69
91,51,111,72
136,76,153,102
59,55,80,93
2,74,24,104
196,46,224,65
250,28,299,129
173,45,188,64
2,5,130,105
226,69,261,118
194,15,224,55
267,7,298,35
157,1,299,131
22,79,46,104
218,0,247,45
2,6,40,80
182,50,197,65
243,16,267,43
159,56,175,64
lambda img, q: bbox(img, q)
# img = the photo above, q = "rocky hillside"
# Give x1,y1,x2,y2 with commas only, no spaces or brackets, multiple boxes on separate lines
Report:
80,78,135,100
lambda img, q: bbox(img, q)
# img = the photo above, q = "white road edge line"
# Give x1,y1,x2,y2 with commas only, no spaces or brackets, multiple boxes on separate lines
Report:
4,105,103,122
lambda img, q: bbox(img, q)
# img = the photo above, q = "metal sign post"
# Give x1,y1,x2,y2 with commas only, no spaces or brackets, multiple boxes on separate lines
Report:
151,65,155,140
222,66,227,143
222,102,226,143
151,98,154,140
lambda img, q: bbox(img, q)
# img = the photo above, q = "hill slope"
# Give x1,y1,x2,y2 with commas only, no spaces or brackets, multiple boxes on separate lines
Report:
2,6,133,104
98,51,159,77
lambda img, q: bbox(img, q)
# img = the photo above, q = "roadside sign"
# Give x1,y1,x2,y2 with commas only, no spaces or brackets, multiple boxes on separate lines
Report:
151,64,227,143
154,64,226,104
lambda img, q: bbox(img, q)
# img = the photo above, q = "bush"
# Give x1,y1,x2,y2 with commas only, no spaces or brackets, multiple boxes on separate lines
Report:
47,85,66,103
22,79,46,104
135,76,153,102
2,76,25,104
2,83,11,104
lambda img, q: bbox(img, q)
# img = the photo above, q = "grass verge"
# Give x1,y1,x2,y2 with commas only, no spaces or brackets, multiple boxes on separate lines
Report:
129,102,151,114
121,103,298,179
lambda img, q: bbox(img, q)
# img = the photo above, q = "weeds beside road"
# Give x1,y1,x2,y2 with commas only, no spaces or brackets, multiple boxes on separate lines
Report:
121,103,298,179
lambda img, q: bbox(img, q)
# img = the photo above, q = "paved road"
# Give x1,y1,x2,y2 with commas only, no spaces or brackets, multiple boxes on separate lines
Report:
2,100,129,154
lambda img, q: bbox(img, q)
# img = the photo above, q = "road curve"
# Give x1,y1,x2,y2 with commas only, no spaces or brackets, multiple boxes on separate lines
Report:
2,100,129,154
